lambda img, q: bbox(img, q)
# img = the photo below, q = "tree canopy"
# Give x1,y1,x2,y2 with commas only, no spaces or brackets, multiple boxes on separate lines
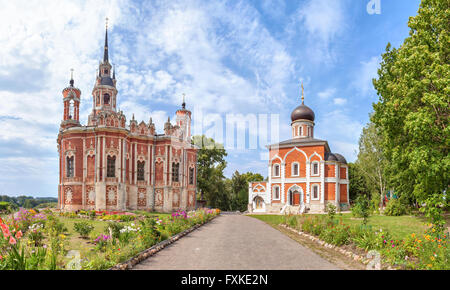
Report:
372,0,449,204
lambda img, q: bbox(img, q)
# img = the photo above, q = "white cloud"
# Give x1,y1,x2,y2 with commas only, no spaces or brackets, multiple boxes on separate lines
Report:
289,0,347,63
353,56,381,96
318,88,336,100
333,98,347,105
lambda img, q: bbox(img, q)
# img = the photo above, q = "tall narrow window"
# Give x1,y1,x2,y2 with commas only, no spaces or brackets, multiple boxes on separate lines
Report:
273,164,280,177
189,167,194,185
312,162,319,175
137,161,145,181
172,162,179,182
292,163,299,176
274,186,280,200
107,156,115,177
299,126,303,137
312,185,319,200
103,93,110,105
66,156,74,178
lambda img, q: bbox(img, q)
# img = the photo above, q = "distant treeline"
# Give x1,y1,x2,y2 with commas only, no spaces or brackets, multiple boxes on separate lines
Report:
0,195,57,210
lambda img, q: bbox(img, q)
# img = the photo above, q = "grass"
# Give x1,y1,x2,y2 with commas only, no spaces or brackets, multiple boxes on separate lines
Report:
249,213,430,240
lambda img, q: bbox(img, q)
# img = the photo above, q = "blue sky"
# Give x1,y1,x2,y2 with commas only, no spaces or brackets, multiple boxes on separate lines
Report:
0,0,421,197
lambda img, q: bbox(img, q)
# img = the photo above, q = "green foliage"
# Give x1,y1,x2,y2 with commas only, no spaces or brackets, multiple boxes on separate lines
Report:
348,163,369,202
104,222,124,239
372,0,449,208
73,221,94,238
193,135,264,211
355,121,389,209
419,193,448,235
351,195,371,224
45,215,67,237
326,203,337,222
384,198,408,216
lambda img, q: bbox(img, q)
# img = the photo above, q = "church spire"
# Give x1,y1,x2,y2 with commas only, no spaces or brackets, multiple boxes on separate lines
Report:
182,93,186,109
103,17,109,63
70,68,74,87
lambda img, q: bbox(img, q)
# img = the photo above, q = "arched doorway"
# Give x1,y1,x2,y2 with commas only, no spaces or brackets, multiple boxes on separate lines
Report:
287,185,304,206
253,196,265,212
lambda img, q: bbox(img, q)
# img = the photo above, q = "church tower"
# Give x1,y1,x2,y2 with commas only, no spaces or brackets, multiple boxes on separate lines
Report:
291,82,315,139
175,94,192,142
89,19,118,125
60,69,81,129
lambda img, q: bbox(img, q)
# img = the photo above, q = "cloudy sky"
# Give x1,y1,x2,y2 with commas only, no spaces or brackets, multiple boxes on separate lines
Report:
0,0,421,197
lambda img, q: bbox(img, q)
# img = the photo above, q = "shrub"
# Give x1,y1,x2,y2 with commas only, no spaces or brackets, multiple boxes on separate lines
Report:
351,195,371,224
384,199,407,216
73,221,94,238
104,222,124,240
326,203,337,222
45,215,67,237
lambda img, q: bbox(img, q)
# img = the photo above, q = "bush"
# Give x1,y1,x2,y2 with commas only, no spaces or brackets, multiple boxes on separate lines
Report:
104,222,124,239
351,195,371,224
45,215,67,237
73,221,94,238
384,199,408,216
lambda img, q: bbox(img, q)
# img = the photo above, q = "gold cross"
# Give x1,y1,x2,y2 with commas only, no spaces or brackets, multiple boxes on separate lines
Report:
301,81,304,104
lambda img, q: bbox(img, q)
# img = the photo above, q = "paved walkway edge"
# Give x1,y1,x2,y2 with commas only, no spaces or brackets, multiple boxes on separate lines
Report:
280,224,395,270
110,215,219,270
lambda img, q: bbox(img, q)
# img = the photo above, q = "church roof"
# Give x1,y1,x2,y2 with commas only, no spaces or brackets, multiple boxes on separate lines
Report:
266,137,330,151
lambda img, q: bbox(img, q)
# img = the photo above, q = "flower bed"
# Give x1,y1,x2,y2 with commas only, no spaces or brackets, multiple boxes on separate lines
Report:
0,208,220,270
282,214,449,270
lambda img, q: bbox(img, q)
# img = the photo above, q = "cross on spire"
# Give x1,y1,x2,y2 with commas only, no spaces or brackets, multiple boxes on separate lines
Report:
301,81,305,104
182,93,186,109
70,68,74,87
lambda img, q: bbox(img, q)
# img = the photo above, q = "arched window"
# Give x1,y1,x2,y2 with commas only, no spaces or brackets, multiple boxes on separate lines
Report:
292,162,299,176
311,184,319,200
66,156,74,178
69,100,74,119
273,186,280,200
103,93,110,105
298,126,303,137
189,167,194,185
137,161,145,181
107,156,115,177
172,162,180,182
312,161,319,176
273,164,280,177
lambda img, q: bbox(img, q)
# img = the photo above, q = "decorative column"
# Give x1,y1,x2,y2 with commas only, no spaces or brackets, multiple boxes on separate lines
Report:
320,161,325,205
281,162,285,204
306,162,310,203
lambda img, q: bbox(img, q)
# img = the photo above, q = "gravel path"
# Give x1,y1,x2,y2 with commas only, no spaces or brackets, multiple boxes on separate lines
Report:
133,215,340,270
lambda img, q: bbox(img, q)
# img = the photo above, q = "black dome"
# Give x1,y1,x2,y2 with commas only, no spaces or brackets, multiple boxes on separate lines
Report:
325,152,338,161
291,104,315,122
334,153,347,164
100,76,114,86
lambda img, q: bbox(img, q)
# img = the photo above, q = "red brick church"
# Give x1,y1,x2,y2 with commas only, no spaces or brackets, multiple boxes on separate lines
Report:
57,25,198,212
249,84,349,214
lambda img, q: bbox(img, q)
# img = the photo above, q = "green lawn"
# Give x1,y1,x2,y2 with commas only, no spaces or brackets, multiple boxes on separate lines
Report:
249,213,430,240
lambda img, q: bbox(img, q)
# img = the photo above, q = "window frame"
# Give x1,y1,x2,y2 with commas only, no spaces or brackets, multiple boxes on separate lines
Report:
172,162,180,182
311,184,320,200
137,161,145,181
273,185,280,200
66,156,74,178
189,167,195,185
107,155,116,178
273,163,280,177
291,162,299,177
311,161,320,176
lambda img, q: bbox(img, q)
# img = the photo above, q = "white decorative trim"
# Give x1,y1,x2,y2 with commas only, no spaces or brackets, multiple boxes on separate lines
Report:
282,147,308,163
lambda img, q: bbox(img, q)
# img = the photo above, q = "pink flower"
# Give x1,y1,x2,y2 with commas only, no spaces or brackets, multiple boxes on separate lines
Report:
15,230,23,239
9,236,16,245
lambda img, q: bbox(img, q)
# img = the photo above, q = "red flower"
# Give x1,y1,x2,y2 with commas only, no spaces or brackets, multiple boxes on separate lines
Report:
9,236,16,245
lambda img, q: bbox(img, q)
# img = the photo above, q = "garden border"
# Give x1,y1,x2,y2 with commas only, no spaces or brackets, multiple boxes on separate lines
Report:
279,224,395,270
110,215,220,270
